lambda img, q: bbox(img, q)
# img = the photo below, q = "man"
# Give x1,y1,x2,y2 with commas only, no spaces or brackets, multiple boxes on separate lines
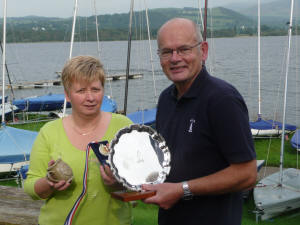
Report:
143,18,257,225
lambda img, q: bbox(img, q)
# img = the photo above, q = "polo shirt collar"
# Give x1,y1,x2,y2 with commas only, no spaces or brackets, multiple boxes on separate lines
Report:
170,66,209,100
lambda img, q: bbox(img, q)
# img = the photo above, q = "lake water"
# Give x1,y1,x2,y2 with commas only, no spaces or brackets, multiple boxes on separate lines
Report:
1,35,300,126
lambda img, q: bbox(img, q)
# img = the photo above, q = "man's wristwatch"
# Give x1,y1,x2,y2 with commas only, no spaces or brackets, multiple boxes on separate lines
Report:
182,181,193,200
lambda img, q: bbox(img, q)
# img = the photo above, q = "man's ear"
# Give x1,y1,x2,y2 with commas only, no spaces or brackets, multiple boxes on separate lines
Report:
201,41,209,61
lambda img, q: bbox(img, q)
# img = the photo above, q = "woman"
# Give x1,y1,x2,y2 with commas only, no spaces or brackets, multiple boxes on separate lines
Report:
24,55,132,225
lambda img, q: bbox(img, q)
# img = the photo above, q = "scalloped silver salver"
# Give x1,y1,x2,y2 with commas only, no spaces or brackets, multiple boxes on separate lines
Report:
109,124,171,191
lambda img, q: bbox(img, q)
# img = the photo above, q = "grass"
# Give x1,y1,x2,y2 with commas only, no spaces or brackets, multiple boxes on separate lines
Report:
0,178,21,187
7,113,51,131
254,134,299,168
3,121,300,224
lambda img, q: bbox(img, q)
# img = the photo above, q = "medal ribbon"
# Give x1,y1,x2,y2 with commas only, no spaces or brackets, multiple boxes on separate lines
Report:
64,145,91,225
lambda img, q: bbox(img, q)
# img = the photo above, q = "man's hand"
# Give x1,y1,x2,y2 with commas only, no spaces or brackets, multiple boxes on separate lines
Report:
142,182,183,209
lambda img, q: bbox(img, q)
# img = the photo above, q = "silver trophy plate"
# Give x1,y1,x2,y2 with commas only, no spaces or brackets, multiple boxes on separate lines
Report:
109,124,171,191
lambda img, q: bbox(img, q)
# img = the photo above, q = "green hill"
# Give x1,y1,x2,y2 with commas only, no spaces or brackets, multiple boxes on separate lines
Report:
0,6,291,43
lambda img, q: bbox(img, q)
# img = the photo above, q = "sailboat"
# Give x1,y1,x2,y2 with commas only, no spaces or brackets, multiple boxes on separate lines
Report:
253,0,300,220
250,0,296,138
0,0,38,175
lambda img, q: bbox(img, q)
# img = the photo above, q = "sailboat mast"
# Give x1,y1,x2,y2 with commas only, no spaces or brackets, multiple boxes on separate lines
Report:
258,0,261,118
93,0,101,59
123,0,134,115
203,0,208,42
198,0,204,32
1,0,7,124
62,0,78,116
202,0,208,66
279,0,295,185
0,42,15,99
69,0,78,60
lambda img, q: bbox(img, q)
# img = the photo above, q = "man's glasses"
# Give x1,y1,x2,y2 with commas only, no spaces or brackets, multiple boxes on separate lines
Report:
157,42,202,59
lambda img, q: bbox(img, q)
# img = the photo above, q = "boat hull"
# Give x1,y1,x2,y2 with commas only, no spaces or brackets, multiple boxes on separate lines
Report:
250,118,296,138
254,168,300,220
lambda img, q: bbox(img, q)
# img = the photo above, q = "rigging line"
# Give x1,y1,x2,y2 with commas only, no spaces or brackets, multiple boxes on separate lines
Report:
77,16,84,52
136,4,146,124
92,0,113,100
144,0,157,103
134,3,142,73
127,2,145,116
85,17,88,48
279,0,295,185
63,0,78,117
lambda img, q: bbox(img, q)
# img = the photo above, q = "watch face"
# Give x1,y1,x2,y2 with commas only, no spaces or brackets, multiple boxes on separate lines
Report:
109,124,171,191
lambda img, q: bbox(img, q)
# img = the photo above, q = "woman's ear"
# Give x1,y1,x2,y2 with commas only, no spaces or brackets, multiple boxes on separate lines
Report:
64,89,70,102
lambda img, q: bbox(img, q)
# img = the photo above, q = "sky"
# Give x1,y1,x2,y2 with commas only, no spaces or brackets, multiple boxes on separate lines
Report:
0,0,273,18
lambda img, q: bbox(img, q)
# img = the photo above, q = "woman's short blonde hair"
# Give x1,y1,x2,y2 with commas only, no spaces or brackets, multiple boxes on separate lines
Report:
61,55,105,93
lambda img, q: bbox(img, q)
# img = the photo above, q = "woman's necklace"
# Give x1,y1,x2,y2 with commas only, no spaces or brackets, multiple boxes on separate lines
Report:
72,119,99,136
73,126,97,136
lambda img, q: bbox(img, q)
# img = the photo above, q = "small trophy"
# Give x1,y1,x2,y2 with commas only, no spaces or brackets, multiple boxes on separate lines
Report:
90,124,171,202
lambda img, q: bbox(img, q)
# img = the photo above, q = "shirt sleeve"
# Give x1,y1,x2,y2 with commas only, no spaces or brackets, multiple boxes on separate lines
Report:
208,94,256,164
23,127,51,200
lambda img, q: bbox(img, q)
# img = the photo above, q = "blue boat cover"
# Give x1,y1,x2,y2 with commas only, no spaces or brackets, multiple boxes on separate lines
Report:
0,125,38,164
127,108,157,125
13,93,71,112
250,118,297,131
13,93,117,113
291,129,300,149
101,95,117,113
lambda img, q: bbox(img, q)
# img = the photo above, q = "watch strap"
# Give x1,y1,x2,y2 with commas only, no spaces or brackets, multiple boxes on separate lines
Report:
182,181,193,200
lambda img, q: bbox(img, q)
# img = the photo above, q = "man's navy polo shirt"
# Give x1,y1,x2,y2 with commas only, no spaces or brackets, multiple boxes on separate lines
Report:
156,67,256,225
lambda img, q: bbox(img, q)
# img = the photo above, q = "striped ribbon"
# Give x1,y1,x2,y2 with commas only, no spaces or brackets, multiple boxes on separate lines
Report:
64,145,91,225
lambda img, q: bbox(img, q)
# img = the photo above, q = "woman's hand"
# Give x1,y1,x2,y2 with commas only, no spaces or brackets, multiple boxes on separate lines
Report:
99,164,117,186
34,160,72,199
46,160,72,191
46,178,71,191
